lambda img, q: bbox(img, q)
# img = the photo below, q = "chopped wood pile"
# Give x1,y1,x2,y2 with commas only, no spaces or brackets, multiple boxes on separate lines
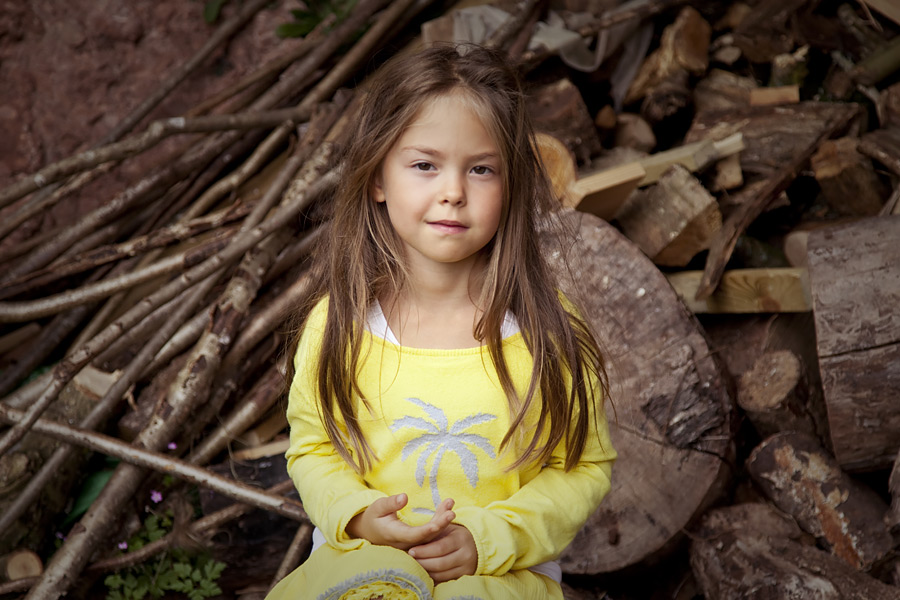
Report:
1,0,899,598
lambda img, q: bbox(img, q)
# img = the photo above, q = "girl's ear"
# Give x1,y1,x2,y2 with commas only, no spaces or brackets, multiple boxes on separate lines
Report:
371,173,386,203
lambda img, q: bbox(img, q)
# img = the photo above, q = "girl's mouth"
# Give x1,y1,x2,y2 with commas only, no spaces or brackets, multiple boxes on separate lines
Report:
429,220,468,233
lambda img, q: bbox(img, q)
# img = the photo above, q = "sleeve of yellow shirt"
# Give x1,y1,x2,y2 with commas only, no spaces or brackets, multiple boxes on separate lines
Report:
452,380,616,577
285,300,387,551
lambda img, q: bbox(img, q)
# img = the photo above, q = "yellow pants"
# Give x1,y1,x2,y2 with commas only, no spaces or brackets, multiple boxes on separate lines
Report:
266,543,564,600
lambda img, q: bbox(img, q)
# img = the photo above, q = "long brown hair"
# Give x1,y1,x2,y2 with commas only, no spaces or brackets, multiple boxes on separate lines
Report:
290,44,609,473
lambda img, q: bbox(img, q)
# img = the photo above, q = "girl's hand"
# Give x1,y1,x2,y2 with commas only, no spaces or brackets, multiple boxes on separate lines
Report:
408,523,477,583
346,494,455,550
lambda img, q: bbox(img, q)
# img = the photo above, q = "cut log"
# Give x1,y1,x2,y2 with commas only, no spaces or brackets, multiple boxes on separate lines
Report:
732,0,808,63
709,153,743,192
807,216,900,471
527,78,602,164
746,432,894,570
535,132,577,207
737,350,819,440
810,137,887,216
0,550,42,581
543,210,733,573
690,503,900,600
616,164,721,266
668,268,810,313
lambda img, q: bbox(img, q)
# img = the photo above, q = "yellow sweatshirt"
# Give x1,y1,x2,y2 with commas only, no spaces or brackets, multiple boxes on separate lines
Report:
285,297,615,577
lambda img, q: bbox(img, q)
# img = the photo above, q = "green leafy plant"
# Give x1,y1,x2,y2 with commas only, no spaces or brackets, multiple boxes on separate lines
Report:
104,510,226,600
276,0,358,38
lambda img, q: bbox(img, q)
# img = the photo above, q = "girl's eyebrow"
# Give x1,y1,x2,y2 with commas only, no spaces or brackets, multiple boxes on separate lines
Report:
400,146,499,162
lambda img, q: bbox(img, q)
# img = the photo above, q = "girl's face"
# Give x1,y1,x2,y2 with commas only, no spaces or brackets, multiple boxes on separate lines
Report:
373,92,503,276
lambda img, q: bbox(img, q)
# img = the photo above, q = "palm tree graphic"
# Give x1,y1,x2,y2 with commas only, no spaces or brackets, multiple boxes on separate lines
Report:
391,397,496,513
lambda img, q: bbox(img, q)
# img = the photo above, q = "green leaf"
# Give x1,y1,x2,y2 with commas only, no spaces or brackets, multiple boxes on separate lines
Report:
105,573,125,590
63,468,115,526
173,562,192,578
276,20,317,38
203,0,228,24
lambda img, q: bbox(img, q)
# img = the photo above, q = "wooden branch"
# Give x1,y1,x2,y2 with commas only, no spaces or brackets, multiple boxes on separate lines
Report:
668,268,811,313
637,133,744,186
269,523,314,593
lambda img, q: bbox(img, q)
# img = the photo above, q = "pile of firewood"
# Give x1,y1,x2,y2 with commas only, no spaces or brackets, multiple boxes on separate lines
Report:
0,0,898,599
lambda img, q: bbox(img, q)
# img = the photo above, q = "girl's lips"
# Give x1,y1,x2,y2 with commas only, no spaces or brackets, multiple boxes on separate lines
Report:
428,220,468,233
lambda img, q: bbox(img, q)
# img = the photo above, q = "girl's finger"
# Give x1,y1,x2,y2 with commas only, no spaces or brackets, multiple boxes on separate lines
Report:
371,493,407,517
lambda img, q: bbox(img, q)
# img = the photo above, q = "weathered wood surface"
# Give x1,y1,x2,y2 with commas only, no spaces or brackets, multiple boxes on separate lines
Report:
746,432,894,570
810,137,887,216
690,503,900,600
807,216,900,471
546,210,734,574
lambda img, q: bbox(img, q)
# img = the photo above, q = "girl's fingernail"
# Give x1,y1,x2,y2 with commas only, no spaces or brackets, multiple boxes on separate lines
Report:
409,549,416,557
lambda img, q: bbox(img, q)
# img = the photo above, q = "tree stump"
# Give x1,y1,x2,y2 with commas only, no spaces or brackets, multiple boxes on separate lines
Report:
690,503,900,600
807,216,900,471
746,432,894,571
546,210,734,573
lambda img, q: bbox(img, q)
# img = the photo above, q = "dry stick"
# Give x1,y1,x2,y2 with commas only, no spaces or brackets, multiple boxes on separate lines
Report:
0,276,219,536
188,364,284,466
0,233,235,322
695,105,861,300
269,523,314,591
0,404,305,521
484,0,542,51
518,0,687,70
0,169,337,459
139,307,213,379
0,479,298,596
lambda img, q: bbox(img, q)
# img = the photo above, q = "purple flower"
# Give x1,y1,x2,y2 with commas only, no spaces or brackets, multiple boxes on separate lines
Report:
167,442,177,450
150,490,163,504
55,531,65,540
118,541,128,550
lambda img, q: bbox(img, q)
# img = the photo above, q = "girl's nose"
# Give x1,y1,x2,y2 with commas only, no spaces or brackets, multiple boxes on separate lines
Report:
440,174,465,205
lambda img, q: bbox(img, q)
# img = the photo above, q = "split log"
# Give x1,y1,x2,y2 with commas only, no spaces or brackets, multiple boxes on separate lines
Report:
568,162,646,220
810,137,887,216
690,503,900,600
732,0,808,63
615,164,721,267
748,85,800,106
624,6,710,106
746,432,894,570
544,210,733,573
614,113,657,152
637,133,744,187
737,350,819,440
668,268,811,313
526,78,601,164
709,153,744,192
807,216,900,471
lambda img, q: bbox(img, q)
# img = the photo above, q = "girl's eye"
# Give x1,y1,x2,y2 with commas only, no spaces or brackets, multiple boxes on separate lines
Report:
413,162,434,171
471,165,494,175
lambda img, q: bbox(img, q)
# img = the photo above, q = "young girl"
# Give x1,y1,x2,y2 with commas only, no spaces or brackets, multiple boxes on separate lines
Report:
267,44,616,600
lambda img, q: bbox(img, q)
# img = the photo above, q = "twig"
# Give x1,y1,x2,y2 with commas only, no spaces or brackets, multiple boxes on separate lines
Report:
269,523,314,591
0,403,305,521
